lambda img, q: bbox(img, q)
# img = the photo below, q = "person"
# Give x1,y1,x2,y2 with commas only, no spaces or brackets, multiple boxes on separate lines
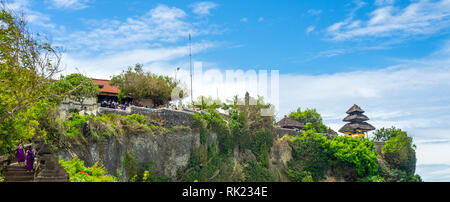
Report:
25,146,35,172
15,140,25,167
101,100,107,107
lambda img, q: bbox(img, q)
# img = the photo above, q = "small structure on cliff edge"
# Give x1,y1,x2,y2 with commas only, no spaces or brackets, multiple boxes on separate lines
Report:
338,104,375,138
277,115,304,131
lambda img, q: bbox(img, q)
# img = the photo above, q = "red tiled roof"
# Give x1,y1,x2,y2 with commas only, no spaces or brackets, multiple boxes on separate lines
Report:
92,79,119,95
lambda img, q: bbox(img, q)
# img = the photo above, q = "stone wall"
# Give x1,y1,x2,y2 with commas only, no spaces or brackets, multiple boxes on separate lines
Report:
129,107,196,128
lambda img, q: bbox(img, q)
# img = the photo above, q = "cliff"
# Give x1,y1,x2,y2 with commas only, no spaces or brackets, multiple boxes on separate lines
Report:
54,107,420,182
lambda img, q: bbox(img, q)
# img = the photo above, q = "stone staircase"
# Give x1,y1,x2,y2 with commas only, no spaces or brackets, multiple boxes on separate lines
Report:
3,141,69,182
5,163,34,182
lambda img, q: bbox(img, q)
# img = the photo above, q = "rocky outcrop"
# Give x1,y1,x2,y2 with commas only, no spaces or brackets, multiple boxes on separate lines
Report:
269,137,292,182
57,125,201,181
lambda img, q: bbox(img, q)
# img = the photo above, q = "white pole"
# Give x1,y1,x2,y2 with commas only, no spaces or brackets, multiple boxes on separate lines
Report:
189,34,193,107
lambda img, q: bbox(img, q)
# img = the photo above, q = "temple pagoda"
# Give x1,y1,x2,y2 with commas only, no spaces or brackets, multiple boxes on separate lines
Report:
338,104,375,138
277,115,304,131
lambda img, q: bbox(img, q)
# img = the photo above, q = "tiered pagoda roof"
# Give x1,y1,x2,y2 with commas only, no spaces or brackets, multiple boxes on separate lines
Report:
277,115,304,130
339,104,375,134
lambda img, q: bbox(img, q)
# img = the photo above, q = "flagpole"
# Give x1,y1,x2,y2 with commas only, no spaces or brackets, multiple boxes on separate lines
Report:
189,33,193,107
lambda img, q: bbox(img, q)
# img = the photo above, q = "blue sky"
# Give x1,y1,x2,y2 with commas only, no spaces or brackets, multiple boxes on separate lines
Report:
5,0,450,181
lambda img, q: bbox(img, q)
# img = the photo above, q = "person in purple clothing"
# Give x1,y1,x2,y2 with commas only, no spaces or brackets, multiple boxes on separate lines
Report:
25,146,35,172
15,140,25,167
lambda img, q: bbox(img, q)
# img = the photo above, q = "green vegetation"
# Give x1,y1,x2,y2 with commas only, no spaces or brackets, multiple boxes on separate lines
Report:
289,108,328,133
286,130,330,181
59,158,118,182
324,136,379,177
285,124,421,182
375,127,422,182
178,95,276,182
243,159,275,182
110,64,184,106
123,151,139,182
0,6,63,154
54,73,100,109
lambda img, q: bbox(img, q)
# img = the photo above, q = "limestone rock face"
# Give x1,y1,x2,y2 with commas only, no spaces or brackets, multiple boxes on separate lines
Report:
57,126,201,180
269,137,292,182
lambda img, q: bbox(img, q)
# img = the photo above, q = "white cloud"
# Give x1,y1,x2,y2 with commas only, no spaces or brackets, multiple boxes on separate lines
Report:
54,4,222,54
4,0,57,29
327,0,450,41
257,17,264,22
374,0,395,6
306,26,315,34
190,1,219,16
241,17,248,23
59,42,217,79
47,0,91,10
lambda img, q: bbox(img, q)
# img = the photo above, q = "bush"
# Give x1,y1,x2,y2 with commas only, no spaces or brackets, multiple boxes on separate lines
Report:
289,108,328,133
59,158,118,182
324,136,379,177
357,175,385,182
382,131,416,175
245,129,274,167
372,126,404,141
286,130,330,181
243,159,275,182
63,113,92,138
123,151,139,181
286,162,314,182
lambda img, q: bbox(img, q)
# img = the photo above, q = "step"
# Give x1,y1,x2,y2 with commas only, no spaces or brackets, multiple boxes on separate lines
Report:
34,177,69,182
5,176,34,182
37,170,67,176
5,170,34,176
6,166,28,171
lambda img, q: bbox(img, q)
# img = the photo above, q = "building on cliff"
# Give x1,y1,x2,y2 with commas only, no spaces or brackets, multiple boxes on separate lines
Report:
277,115,304,131
92,79,120,102
338,104,375,138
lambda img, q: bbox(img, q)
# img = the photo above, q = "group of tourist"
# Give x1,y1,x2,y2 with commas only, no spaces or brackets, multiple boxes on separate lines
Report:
99,99,184,111
15,140,35,172
101,100,129,110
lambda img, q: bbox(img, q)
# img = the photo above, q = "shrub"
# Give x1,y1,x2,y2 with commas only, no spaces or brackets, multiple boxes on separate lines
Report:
243,159,275,182
286,130,330,181
382,131,416,175
372,126,404,141
357,175,385,182
59,158,117,182
123,151,139,181
286,162,314,182
63,113,92,138
122,114,147,125
289,108,328,133
324,136,379,177
245,129,274,167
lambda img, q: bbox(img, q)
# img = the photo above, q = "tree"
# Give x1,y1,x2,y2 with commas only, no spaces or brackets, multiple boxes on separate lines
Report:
110,64,183,106
372,126,404,141
54,73,100,109
381,130,417,175
289,108,328,133
0,4,63,153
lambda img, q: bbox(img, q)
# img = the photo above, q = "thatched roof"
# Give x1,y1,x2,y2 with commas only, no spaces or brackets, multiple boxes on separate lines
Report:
343,114,369,122
346,104,365,114
277,116,304,129
338,122,375,133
